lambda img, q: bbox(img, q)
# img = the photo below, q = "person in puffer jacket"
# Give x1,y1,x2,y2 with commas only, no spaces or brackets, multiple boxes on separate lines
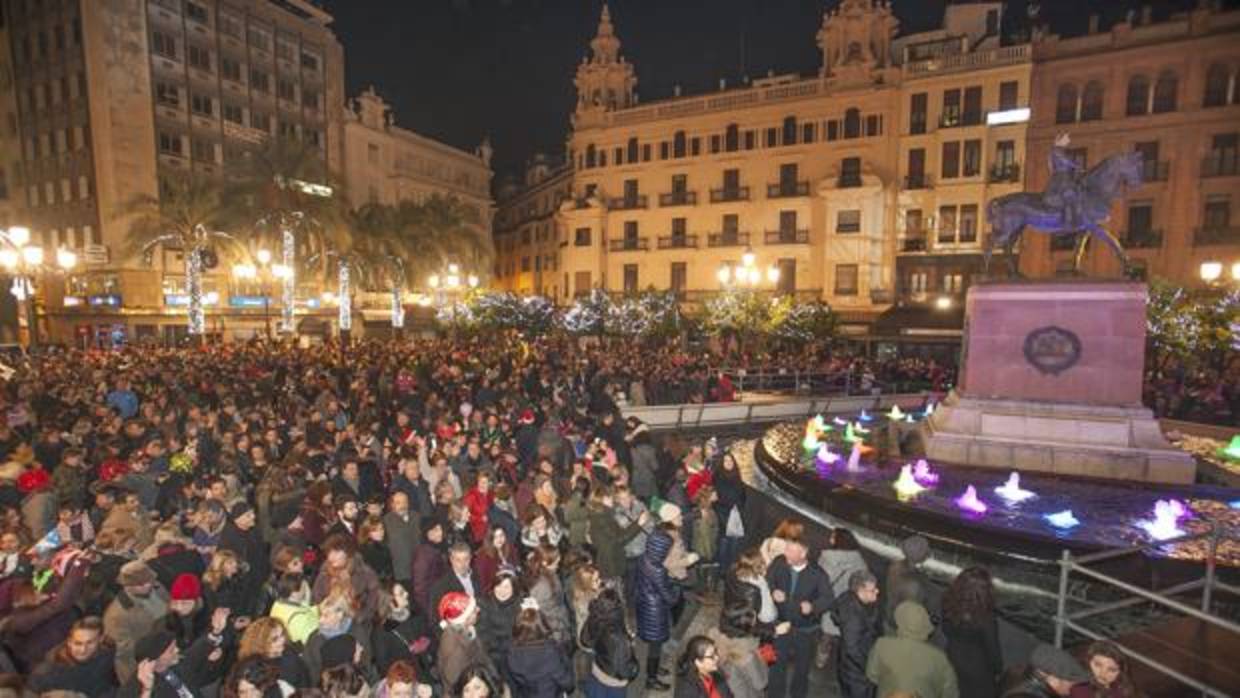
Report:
579,587,639,698
634,527,680,692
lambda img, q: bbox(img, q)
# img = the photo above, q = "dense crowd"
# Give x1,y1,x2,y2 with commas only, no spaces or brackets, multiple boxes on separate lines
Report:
0,338,1146,698
1143,364,1240,426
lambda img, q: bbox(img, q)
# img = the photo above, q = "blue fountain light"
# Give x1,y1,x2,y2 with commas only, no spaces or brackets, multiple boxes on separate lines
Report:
1231,500,1240,510
858,409,874,422
1044,510,1081,530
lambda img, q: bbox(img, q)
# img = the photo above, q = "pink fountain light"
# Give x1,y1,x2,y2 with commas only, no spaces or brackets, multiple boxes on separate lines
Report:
955,485,988,515
816,443,841,466
912,459,940,486
846,441,863,472
1138,499,1188,541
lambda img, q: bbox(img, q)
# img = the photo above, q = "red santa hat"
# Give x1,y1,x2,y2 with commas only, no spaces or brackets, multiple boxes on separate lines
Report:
519,409,535,425
17,468,50,494
170,573,202,602
438,591,477,629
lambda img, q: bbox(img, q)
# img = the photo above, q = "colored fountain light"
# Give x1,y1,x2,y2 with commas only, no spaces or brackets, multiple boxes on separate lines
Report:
1044,510,1081,530
955,485,988,515
888,405,905,421
1138,499,1187,541
893,465,926,499
905,415,917,423
912,459,940,486
994,472,1036,504
833,417,849,426
853,421,871,435
844,423,863,443
1230,500,1240,510
846,442,863,472
816,443,841,466
1218,435,1240,461
924,402,936,416
858,409,874,422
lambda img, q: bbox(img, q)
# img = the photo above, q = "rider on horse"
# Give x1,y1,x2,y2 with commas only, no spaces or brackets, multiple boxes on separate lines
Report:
1044,132,1084,232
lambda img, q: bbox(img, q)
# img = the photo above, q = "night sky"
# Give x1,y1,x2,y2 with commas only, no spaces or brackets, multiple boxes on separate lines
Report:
322,0,1219,185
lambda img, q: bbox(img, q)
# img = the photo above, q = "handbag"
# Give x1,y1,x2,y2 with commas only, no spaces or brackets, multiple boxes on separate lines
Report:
725,506,745,538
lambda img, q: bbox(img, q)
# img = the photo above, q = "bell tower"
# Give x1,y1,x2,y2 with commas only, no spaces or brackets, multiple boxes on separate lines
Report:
572,4,637,127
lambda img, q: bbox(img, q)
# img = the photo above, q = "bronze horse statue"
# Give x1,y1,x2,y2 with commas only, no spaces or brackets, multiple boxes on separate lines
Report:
983,151,1144,277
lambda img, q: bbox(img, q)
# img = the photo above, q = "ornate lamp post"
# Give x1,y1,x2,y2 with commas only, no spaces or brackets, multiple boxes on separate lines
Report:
717,248,780,290
1200,260,1240,286
428,263,479,331
0,226,77,347
233,248,292,339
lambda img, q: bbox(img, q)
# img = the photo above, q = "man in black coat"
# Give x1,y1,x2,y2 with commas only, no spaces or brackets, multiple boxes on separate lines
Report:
832,570,881,698
427,542,475,632
218,501,270,616
766,532,833,698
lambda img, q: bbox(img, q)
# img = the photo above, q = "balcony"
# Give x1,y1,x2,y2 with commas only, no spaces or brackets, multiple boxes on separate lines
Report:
658,191,697,207
709,186,750,202
767,181,809,198
707,231,750,248
657,234,698,250
870,288,894,304
608,194,648,210
903,173,932,190
764,229,809,244
988,163,1021,183
900,237,929,253
608,237,649,252
1193,226,1240,246
938,111,983,129
1122,229,1163,249
1200,153,1239,178
1141,160,1170,182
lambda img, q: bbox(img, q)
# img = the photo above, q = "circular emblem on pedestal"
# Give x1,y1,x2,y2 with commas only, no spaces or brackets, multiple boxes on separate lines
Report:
1023,326,1081,375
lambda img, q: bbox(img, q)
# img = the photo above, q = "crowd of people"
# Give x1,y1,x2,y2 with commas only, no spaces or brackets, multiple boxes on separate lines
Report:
0,337,1148,698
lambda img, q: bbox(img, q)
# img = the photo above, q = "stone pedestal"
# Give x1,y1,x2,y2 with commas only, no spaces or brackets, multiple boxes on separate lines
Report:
921,281,1196,484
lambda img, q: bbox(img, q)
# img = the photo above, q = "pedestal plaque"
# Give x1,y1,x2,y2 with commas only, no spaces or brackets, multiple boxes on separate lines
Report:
921,281,1196,484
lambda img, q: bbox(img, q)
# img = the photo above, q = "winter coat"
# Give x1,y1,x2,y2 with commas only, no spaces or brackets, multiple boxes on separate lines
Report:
437,625,493,692
22,490,57,539
302,624,373,684
103,586,171,682
866,602,959,698
818,549,870,636
707,629,767,698
116,633,220,698
382,510,419,583
628,439,658,500
476,594,520,679
508,639,576,698
1,558,88,673
884,560,939,634
370,615,424,676
312,557,382,623
691,507,718,562
712,471,746,534
635,530,680,643
587,504,642,580
832,591,880,698
410,542,446,616
999,670,1060,698
766,556,833,631
562,493,591,548
674,671,736,698
28,646,119,698
269,599,319,645
528,573,573,646
360,540,394,582
581,624,638,684
944,617,1003,698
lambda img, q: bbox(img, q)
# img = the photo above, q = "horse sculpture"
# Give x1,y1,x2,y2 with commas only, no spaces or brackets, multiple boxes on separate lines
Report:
983,150,1144,278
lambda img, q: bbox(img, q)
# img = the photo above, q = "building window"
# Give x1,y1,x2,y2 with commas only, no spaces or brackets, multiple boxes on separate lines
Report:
1128,201,1153,235
1204,195,1231,229
782,116,797,145
910,92,927,134
185,2,209,24
223,103,243,124
155,83,179,107
642,144,652,161
744,130,756,150
670,262,687,297
673,131,686,158
962,86,982,125
765,128,778,148
865,114,881,137
836,209,861,234
1152,71,1177,113
250,69,270,93
152,31,177,59
906,209,924,236
843,108,861,139
251,112,271,132
219,13,242,38
999,81,1019,111
190,94,213,116
302,89,319,110
78,175,90,199
941,142,960,179
942,88,961,127
191,138,215,162
1055,84,1078,124
249,27,271,52
221,57,242,82
623,264,638,293
301,50,321,72
942,273,964,294
626,137,639,163
1204,63,1233,107
575,227,591,246
839,157,862,188
277,79,296,101
158,132,182,156
959,204,979,243
938,205,957,244
962,139,982,177
1126,75,1149,116
1080,82,1104,121
724,124,739,152
187,45,211,71
834,264,858,296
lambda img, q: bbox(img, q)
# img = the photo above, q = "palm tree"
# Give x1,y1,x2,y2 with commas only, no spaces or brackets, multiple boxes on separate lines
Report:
398,195,493,283
223,137,348,334
121,173,243,340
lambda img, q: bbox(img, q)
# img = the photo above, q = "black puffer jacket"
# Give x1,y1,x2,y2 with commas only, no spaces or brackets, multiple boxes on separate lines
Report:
583,625,639,683
476,594,520,679
831,591,880,698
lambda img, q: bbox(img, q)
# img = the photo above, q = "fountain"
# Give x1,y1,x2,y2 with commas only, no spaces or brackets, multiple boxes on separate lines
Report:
1230,500,1240,510
888,405,905,421
912,459,940,486
955,485,988,515
833,417,849,426
924,401,936,416
853,421,871,435
893,465,926,500
1138,499,1188,541
994,472,1036,504
846,442,863,472
1044,510,1081,530
844,423,863,443
858,409,874,422
1218,435,1240,462
816,443,841,466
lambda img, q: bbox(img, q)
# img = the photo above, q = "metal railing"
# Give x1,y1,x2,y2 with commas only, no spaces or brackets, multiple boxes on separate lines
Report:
710,186,750,202
659,191,697,207
608,195,648,210
1193,226,1240,246
657,234,698,249
621,392,931,431
764,229,809,244
707,231,750,248
767,181,809,198
608,237,649,252
1054,526,1240,698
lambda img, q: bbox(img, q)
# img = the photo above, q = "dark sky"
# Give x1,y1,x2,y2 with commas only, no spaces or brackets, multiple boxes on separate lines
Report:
322,0,1216,185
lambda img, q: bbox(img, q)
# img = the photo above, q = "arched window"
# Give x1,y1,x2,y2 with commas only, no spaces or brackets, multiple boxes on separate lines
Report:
782,116,797,145
1152,71,1177,113
1080,81,1104,121
1125,75,1149,116
626,137,639,163
673,131,686,158
1055,83,1078,124
843,108,861,139
724,124,739,152
1204,63,1231,107
585,144,596,168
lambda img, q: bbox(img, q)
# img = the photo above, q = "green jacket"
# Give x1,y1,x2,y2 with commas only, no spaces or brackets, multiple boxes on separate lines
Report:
563,493,591,548
866,601,959,698
587,504,642,579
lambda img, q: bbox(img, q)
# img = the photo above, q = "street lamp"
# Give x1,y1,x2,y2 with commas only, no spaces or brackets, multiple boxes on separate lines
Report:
1200,259,1240,286
0,226,77,347
718,247,780,290
233,248,284,339
428,262,479,331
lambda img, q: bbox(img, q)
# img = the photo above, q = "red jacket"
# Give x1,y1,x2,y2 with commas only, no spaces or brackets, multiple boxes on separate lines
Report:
461,487,494,544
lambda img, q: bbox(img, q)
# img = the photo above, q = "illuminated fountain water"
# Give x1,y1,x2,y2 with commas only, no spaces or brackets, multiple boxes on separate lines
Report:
1044,510,1081,530
844,423,863,443
955,485,988,515
887,405,905,421
893,464,926,500
846,441,863,472
1137,499,1190,541
833,417,848,427
912,459,940,486
994,472,1036,504
924,401,936,416
858,409,874,422
1218,435,1240,462
816,443,841,467
853,421,871,435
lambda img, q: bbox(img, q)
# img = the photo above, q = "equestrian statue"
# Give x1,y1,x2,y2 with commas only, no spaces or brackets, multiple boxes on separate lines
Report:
983,133,1144,278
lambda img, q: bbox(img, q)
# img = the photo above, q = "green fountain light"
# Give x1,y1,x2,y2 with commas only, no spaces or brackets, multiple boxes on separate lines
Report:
1218,435,1240,461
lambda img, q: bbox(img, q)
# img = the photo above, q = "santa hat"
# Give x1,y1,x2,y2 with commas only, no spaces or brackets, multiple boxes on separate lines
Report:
438,591,477,628
17,468,50,494
519,409,535,425
170,573,202,601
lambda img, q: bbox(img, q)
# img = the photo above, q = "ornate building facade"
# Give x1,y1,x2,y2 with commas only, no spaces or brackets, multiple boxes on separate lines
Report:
492,154,572,297
1022,4,1240,281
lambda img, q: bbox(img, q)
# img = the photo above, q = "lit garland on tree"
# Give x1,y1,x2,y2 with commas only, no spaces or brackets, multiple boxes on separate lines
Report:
562,288,613,335
770,298,835,344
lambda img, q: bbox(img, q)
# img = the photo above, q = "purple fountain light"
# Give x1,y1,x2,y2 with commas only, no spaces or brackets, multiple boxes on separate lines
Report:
912,459,940,486
955,485,988,515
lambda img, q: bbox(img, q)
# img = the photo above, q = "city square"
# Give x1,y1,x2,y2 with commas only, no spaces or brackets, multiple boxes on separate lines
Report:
0,1,1236,698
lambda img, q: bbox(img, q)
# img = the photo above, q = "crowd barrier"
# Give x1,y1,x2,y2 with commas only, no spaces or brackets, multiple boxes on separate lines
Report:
619,393,932,431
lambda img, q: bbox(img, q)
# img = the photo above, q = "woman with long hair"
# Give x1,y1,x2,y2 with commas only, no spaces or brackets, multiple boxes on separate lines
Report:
674,635,734,698
580,587,638,698
222,656,288,698
519,504,564,556
357,516,393,582
1070,641,1143,698
713,452,747,573
942,565,1002,698
476,568,521,687
506,605,575,698
759,519,803,567
238,617,312,689
523,544,573,647
473,524,517,595
706,604,768,698
453,663,504,698
296,482,334,548
370,580,429,677
569,562,602,643
202,548,247,617
722,547,786,640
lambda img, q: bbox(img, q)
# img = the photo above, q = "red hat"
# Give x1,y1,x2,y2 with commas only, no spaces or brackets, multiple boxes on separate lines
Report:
519,409,535,424
437,591,477,628
17,468,50,494
170,573,202,601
